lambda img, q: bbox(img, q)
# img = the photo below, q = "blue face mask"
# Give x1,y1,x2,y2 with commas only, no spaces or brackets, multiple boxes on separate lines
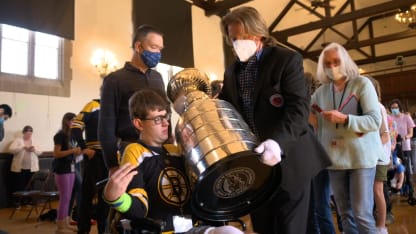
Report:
0,117,4,124
140,49,161,68
391,108,400,115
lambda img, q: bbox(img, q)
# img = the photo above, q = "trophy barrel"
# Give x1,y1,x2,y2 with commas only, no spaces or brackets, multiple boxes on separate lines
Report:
169,68,281,221
176,97,281,221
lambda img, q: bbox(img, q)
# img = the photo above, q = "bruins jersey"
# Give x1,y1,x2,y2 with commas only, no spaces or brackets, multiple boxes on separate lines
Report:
71,99,101,150
120,142,192,232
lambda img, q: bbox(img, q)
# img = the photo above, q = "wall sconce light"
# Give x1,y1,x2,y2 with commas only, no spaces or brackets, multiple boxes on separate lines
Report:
207,72,218,82
90,49,118,78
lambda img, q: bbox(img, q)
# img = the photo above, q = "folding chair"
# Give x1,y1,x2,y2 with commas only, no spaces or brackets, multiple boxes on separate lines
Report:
37,171,60,219
9,169,50,220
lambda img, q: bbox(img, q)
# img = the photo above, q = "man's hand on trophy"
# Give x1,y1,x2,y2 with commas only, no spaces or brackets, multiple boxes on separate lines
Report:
254,139,282,166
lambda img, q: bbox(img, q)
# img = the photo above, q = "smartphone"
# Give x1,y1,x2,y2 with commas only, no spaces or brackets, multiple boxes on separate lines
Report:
311,104,323,113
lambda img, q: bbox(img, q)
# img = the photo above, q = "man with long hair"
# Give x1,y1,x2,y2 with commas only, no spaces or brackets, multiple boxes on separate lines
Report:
219,7,330,234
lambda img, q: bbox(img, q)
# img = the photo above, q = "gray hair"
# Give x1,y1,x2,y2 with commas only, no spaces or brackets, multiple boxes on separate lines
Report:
316,42,359,84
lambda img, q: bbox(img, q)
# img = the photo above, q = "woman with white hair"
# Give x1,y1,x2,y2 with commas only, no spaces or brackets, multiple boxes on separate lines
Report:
310,42,384,234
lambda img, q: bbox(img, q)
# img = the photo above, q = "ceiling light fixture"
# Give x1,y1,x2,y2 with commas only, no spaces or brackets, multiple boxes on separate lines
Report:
395,4,416,29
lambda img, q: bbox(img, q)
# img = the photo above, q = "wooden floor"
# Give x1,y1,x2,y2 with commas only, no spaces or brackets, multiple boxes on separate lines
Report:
0,201,97,234
334,193,416,234
0,194,414,234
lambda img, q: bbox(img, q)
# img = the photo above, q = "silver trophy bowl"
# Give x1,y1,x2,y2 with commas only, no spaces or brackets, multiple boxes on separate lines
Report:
168,68,280,221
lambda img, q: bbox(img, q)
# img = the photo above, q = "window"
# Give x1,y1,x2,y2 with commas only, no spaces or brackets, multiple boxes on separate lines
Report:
0,24,72,97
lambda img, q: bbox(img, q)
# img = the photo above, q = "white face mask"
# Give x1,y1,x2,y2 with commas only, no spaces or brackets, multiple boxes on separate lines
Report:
232,40,257,62
324,66,345,81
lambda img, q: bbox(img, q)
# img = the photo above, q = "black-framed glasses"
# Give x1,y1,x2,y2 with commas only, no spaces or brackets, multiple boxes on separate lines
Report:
143,113,171,125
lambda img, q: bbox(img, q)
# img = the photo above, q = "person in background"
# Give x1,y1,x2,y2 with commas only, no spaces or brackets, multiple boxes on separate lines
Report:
103,89,243,234
67,142,83,225
0,104,13,234
388,99,415,173
0,104,12,142
368,77,390,234
388,99,415,199
98,24,167,175
305,72,321,96
219,7,330,233
412,112,416,180
306,72,336,234
53,112,81,234
210,80,223,98
310,42,383,233
387,113,405,191
386,114,400,225
72,98,109,234
8,125,42,194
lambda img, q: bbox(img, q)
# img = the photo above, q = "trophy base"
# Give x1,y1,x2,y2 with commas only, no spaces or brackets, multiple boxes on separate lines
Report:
191,150,281,221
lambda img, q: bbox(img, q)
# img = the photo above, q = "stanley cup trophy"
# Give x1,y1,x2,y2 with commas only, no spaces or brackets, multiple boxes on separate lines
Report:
167,68,280,221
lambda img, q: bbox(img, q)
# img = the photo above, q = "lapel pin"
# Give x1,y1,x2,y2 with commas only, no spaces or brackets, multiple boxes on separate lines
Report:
270,93,284,107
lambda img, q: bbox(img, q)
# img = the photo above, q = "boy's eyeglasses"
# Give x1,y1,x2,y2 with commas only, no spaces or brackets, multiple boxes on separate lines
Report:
143,113,171,125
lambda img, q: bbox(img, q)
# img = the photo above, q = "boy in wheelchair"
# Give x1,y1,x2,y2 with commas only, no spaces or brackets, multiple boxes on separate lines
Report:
103,89,244,234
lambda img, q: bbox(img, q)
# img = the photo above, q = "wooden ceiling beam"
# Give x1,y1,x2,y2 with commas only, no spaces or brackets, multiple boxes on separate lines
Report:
271,0,415,38
190,0,253,16
302,29,416,61
355,50,416,66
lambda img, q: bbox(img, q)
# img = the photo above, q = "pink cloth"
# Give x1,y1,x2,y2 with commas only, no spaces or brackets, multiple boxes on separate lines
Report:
389,113,415,151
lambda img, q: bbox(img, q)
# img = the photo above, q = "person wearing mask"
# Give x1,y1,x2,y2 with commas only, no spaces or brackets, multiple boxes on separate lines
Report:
306,72,336,234
388,99,416,203
388,115,405,193
389,99,415,174
310,42,383,233
219,7,330,234
0,104,12,142
53,112,81,234
72,98,109,234
8,126,42,193
369,77,390,234
98,24,167,175
103,89,243,234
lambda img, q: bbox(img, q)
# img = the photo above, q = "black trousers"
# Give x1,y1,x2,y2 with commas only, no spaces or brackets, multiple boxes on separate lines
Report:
10,170,34,205
10,170,33,192
77,150,109,234
250,182,311,234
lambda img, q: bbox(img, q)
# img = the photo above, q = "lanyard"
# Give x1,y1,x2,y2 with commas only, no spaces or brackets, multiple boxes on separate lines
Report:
332,81,349,110
332,81,348,128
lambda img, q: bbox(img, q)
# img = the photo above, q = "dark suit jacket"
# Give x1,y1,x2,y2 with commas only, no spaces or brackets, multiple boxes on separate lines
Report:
219,46,330,196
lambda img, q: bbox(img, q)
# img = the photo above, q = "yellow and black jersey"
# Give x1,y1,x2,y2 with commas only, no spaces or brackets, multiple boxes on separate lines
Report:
120,142,192,232
71,99,101,150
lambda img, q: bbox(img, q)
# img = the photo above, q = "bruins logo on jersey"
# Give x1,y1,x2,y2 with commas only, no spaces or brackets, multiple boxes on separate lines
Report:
158,167,190,206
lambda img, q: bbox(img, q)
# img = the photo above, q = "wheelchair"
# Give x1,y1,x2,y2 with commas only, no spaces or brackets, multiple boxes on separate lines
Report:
393,135,416,206
108,208,247,234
